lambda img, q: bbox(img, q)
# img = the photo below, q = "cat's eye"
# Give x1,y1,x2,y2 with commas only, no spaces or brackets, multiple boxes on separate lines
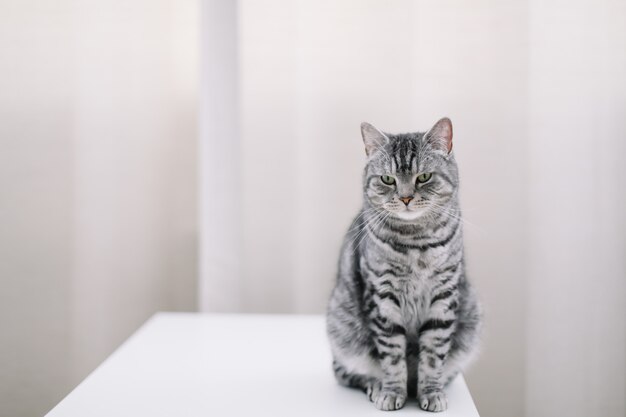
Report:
416,173,432,184
380,175,396,185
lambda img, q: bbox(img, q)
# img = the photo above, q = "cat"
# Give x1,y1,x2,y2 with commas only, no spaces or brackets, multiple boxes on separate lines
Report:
326,118,482,412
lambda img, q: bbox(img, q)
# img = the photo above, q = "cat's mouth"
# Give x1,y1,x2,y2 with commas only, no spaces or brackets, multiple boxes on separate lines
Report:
393,207,428,221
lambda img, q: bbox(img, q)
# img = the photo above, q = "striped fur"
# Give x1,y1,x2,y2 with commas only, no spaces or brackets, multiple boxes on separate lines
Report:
326,118,482,412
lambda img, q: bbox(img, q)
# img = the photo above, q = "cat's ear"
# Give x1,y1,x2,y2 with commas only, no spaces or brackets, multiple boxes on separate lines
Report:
424,117,453,154
361,122,389,157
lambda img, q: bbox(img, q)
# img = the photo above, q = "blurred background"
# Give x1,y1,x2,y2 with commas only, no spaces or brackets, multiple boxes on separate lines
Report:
1,1,624,416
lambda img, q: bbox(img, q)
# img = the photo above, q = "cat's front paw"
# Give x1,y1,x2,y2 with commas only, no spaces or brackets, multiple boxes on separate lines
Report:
366,380,382,402
370,386,406,411
419,390,447,412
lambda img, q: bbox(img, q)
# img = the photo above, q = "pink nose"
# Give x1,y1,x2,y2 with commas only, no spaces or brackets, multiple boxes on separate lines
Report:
400,196,413,206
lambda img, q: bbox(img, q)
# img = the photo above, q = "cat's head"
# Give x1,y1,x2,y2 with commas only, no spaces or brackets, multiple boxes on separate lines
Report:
361,118,459,222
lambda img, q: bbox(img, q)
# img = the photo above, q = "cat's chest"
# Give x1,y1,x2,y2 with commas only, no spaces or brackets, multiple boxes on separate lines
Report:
384,252,438,337
395,268,437,338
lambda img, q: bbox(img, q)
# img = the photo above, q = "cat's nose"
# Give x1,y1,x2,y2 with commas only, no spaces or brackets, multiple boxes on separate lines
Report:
399,196,413,206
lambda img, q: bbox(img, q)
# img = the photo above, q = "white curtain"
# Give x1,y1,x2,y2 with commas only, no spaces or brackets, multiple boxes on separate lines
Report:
527,1,626,416
200,1,626,416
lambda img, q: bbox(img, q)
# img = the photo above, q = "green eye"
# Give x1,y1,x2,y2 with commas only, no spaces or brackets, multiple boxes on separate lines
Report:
417,173,432,184
380,175,396,185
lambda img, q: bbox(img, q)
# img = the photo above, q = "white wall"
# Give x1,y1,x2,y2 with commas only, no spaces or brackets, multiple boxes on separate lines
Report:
0,1,199,416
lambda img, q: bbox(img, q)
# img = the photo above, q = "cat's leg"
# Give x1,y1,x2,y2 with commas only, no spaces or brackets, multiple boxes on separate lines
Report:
416,324,454,411
369,303,408,411
416,300,458,411
440,292,482,386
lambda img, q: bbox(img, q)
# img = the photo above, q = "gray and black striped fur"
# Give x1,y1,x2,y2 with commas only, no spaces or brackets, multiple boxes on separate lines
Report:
326,118,481,412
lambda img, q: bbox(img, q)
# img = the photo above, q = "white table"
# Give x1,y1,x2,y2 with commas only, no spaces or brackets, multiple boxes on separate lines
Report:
47,313,479,416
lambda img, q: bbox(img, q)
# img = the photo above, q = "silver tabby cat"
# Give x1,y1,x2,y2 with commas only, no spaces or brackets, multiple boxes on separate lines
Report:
326,118,482,412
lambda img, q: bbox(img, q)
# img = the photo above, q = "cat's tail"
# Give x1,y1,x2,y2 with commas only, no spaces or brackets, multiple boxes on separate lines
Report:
332,359,375,392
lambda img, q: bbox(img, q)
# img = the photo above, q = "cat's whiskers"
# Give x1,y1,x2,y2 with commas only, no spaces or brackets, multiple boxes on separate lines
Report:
349,209,390,254
427,201,484,233
347,207,383,233
347,209,386,249
353,211,391,253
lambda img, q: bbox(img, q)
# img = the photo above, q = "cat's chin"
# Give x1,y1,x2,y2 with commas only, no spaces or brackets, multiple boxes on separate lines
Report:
393,209,426,221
